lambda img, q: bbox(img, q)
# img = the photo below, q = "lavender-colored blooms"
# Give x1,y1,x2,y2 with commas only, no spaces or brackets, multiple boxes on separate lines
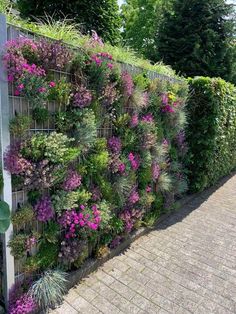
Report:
110,236,122,249
91,186,102,201
142,113,154,123
121,71,134,97
152,161,161,181
4,142,32,175
63,170,82,191
34,196,54,222
128,187,140,204
130,114,139,128
108,137,122,154
120,208,142,233
73,86,92,108
102,83,118,106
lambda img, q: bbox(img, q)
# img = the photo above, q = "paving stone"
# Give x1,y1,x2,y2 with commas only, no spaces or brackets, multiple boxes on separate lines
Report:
53,174,236,314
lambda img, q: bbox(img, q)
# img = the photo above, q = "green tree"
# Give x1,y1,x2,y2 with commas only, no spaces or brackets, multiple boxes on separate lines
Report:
122,0,167,61
157,0,236,80
16,0,122,44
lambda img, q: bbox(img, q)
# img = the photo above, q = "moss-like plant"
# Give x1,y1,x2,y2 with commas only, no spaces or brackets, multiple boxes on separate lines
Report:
9,115,32,136
11,204,34,229
29,270,67,311
32,107,49,124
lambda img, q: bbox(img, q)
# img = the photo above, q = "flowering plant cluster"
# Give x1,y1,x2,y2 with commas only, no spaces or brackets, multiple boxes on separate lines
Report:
4,36,188,312
58,204,101,238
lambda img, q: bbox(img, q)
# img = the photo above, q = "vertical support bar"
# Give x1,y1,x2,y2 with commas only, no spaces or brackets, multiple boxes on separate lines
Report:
0,13,15,306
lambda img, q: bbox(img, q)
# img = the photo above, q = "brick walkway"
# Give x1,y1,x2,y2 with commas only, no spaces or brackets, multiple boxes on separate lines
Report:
52,174,236,314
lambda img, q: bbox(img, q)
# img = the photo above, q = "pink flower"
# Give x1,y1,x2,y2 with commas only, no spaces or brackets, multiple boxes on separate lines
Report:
49,81,56,88
146,185,152,193
118,163,126,173
107,63,113,69
38,87,47,93
14,90,20,96
128,153,140,170
18,83,24,90
161,93,169,105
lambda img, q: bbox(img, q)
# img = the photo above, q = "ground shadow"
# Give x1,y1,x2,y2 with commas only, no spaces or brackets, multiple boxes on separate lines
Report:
156,171,236,232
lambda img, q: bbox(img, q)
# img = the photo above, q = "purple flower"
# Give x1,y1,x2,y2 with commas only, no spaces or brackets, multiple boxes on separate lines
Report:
128,152,140,171
161,93,169,105
121,71,134,97
73,85,92,108
34,196,54,222
108,137,122,154
142,113,154,123
118,163,126,174
4,142,32,175
9,294,37,314
63,170,82,191
128,187,140,204
120,208,142,233
130,114,139,128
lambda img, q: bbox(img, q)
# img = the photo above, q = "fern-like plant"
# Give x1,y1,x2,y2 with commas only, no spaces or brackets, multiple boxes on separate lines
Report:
29,269,68,312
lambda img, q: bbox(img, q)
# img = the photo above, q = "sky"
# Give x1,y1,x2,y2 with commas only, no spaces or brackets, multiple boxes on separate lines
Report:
118,0,124,7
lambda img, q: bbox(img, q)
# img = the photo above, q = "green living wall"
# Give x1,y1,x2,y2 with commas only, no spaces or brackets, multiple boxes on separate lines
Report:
2,35,188,313
186,77,236,192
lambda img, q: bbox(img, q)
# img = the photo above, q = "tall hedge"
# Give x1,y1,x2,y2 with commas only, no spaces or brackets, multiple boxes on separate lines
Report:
186,77,236,192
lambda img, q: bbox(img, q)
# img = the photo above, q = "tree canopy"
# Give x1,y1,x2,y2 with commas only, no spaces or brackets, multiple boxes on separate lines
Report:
16,0,122,44
157,0,236,80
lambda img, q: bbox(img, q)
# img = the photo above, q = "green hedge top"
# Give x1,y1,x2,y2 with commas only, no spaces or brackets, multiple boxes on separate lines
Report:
186,77,236,191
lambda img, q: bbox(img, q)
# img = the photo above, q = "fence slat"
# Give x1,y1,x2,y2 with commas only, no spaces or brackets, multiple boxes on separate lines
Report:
0,13,15,306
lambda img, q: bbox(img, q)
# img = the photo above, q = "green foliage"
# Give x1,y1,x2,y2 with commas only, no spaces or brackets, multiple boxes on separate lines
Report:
99,200,113,230
29,269,67,311
158,172,172,192
87,150,109,174
0,200,11,233
158,0,236,81
121,0,170,61
11,204,34,229
24,242,59,272
74,109,97,151
48,79,71,106
9,114,32,136
45,132,77,163
22,133,47,161
186,77,236,191
8,233,27,258
16,0,122,45
42,222,60,244
52,190,81,214
32,107,49,124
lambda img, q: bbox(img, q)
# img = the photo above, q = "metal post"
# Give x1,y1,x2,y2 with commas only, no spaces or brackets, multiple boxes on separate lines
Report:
0,13,15,306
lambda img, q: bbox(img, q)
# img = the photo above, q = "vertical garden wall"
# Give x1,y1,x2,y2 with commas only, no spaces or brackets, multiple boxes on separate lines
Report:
0,13,189,313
